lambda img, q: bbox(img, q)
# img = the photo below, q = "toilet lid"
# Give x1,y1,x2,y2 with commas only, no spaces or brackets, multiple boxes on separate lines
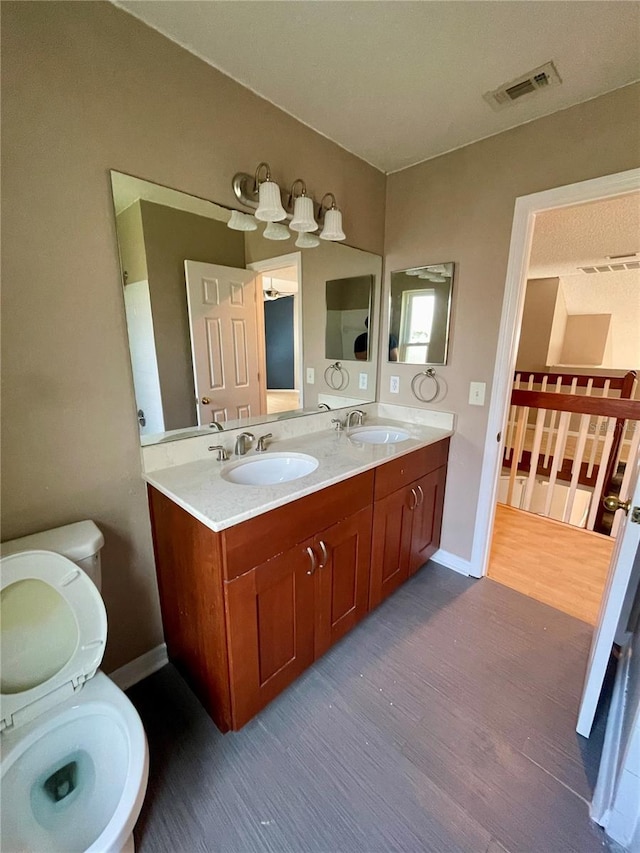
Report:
0,550,107,730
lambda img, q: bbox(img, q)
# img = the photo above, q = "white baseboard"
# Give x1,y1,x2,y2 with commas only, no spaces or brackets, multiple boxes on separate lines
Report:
109,643,168,692
431,548,474,577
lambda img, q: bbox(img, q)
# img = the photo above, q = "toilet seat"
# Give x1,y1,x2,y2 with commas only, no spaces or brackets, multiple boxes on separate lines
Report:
1,550,107,733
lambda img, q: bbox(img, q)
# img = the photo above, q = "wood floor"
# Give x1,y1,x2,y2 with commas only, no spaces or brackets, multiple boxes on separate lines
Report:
128,563,611,853
488,503,614,625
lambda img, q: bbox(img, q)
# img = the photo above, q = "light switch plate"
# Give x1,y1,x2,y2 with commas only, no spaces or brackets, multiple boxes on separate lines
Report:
390,376,400,394
306,367,315,385
469,381,486,406
359,372,368,390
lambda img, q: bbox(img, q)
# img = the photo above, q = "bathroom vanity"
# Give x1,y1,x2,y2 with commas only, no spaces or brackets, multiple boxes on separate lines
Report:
146,424,450,731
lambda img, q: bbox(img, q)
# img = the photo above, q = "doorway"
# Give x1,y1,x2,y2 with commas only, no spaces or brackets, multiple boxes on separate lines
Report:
486,192,640,624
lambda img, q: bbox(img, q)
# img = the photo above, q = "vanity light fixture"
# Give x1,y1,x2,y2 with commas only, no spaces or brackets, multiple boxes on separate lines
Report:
227,210,258,231
253,162,287,222
295,231,320,249
406,269,422,276
231,163,346,244
319,193,345,241
288,179,318,233
263,221,291,241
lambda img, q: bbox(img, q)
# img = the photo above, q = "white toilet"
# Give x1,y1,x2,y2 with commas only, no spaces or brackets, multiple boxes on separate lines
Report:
1,521,149,853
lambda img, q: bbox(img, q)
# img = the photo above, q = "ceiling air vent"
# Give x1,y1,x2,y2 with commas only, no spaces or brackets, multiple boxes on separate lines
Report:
483,62,562,111
578,260,640,274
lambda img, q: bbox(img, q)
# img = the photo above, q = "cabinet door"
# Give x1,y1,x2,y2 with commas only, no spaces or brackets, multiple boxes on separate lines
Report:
369,486,414,609
314,506,373,657
224,542,316,729
408,465,446,576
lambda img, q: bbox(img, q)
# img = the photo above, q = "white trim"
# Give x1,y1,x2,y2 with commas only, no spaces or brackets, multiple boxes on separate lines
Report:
431,548,472,577
109,643,168,692
248,253,304,406
472,168,640,580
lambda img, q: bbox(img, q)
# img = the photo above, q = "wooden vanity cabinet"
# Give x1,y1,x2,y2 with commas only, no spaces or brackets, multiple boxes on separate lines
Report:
369,440,449,609
148,438,448,731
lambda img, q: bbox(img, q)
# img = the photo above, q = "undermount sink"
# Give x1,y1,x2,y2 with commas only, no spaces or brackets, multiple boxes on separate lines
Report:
221,452,319,485
348,425,411,445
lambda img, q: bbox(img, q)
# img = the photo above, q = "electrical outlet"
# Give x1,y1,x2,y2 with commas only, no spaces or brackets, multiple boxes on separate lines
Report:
306,367,315,385
359,372,368,390
469,381,486,406
390,375,400,394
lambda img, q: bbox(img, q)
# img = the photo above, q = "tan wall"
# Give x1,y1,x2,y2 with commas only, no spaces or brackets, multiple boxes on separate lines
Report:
383,83,640,562
1,1,385,670
115,202,148,285
139,201,245,431
516,278,561,372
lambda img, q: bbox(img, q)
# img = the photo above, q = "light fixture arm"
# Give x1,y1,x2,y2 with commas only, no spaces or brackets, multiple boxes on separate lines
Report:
287,178,307,208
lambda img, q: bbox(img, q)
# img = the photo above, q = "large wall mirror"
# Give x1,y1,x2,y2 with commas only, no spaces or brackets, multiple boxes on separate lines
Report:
110,171,382,444
389,263,454,364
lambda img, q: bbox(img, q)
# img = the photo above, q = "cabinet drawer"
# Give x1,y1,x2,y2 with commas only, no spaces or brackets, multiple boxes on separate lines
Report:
374,439,449,501
222,470,375,580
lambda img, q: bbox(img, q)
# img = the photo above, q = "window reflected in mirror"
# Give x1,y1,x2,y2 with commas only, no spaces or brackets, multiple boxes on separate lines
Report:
389,263,454,364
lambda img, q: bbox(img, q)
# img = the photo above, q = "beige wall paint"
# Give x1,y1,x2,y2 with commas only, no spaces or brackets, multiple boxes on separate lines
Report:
1,1,385,670
516,278,561,372
383,83,640,562
115,202,148,285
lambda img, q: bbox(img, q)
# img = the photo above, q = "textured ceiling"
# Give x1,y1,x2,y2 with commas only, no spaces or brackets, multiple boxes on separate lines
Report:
115,1,640,173
528,193,640,278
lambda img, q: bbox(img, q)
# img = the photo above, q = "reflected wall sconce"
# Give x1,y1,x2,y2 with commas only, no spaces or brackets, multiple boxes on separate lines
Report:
227,210,258,231
230,162,346,246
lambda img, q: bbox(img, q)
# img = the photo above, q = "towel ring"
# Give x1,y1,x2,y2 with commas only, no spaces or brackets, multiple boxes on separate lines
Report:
324,361,349,391
411,368,441,403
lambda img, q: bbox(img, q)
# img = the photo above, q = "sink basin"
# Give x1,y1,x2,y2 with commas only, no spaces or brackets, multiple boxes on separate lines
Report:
348,425,411,445
221,452,319,485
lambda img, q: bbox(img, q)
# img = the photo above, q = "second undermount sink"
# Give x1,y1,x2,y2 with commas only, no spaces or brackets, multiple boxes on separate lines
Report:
221,452,319,485
348,425,411,445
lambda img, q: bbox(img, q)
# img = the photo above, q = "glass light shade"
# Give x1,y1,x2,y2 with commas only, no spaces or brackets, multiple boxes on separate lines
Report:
430,275,447,283
290,195,318,232
263,221,291,241
227,210,258,231
406,269,423,276
319,208,345,241
255,180,287,222
295,231,320,249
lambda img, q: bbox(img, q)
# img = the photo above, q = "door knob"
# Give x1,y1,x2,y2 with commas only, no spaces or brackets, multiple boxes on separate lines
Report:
201,397,211,405
603,495,631,514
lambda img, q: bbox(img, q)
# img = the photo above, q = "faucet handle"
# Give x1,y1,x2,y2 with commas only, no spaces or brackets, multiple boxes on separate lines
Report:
256,433,273,452
208,445,229,461
331,418,344,432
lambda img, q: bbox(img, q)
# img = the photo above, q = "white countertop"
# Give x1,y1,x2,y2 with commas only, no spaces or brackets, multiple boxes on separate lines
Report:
143,417,453,533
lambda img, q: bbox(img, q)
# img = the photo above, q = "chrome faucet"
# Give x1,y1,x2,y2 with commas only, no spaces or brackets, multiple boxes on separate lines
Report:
209,421,224,431
318,403,331,411
256,433,273,452
346,410,366,428
234,432,255,456
208,444,229,461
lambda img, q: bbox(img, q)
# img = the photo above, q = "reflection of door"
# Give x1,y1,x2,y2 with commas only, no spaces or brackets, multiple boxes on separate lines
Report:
184,260,264,425
123,280,165,435
577,453,640,736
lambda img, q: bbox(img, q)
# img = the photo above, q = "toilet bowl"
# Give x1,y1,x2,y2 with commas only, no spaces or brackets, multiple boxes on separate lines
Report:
1,524,149,853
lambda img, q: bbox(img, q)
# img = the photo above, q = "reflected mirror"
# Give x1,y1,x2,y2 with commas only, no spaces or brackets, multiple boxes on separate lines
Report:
110,171,382,444
389,263,454,364
325,275,373,361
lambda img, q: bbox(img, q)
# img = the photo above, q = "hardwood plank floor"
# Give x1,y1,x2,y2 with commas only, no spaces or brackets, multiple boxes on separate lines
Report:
488,503,614,625
128,564,612,853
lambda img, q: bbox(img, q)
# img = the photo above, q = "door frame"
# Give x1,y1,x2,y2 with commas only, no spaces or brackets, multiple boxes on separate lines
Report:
472,168,640,579
247,252,303,408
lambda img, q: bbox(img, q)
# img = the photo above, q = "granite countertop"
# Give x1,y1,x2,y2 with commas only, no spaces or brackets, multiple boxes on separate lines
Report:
143,417,453,533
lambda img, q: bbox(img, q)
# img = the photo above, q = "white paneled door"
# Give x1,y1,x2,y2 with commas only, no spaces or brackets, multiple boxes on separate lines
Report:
577,453,640,737
184,260,264,426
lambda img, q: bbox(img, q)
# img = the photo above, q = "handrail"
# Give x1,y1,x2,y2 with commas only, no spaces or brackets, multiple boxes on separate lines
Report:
512,369,636,395
510,390,640,419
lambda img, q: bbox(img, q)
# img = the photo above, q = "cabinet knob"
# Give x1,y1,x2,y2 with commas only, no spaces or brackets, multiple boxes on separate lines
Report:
305,546,318,575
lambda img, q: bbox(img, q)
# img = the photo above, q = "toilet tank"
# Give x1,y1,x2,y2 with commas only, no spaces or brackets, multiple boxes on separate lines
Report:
0,521,105,590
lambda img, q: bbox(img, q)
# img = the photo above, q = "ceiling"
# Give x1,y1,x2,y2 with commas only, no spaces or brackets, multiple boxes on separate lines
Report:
528,192,640,278
115,1,640,173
